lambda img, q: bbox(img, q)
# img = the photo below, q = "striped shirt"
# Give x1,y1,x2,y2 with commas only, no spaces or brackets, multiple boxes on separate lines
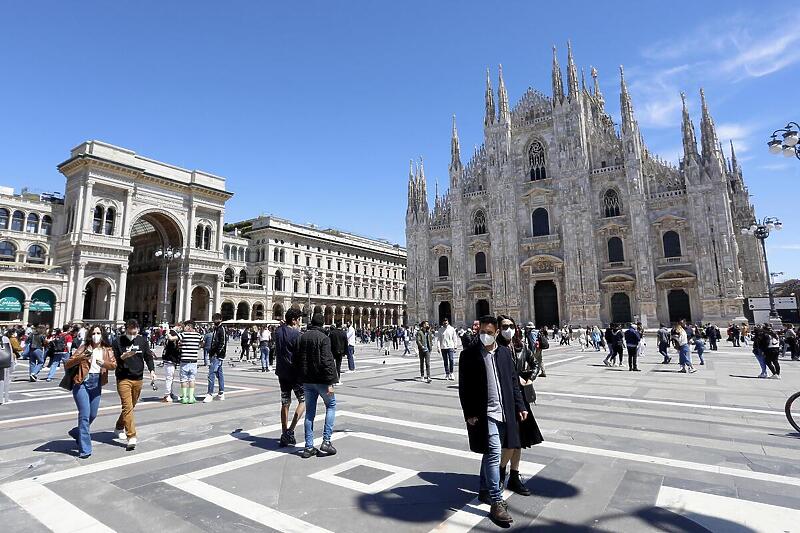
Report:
178,331,204,363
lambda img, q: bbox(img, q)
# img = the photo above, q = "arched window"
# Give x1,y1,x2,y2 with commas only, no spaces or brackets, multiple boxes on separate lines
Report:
607,237,624,262
11,210,24,232
473,210,487,235
224,245,230,260
203,226,211,250
25,213,39,233
528,141,547,181
279,249,285,263
195,224,203,248
238,248,244,262
475,251,487,274
239,269,248,285
255,270,264,286
41,215,52,235
104,207,115,235
531,208,550,236
0,241,16,261
0,208,8,229
27,244,46,264
438,256,449,277
92,206,104,233
603,190,622,218
224,268,234,283
274,270,283,291
663,231,682,258
273,248,279,262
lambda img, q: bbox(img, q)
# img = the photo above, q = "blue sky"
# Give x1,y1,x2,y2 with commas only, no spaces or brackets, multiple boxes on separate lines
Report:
1,2,800,276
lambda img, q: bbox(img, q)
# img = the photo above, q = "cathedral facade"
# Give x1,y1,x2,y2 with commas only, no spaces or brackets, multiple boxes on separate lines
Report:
405,45,766,329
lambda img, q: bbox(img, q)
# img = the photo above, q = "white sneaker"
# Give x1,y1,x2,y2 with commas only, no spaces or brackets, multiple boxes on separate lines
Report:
770,374,781,379
217,393,225,401
117,431,127,440
202,395,213,403
126,437,137,450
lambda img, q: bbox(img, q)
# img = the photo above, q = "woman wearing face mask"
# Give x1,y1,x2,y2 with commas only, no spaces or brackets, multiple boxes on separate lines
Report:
496,315,544,495
64,325,117,459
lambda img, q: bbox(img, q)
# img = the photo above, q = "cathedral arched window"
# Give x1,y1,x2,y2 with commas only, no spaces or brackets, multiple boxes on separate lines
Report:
195,224,203,248
92,206,104,233
0,209,8,230
531,208,550,237
475,252,487,274
41,215,52,235
224,268,234,283
607,237,624,263
274,270,284,291
255,270,264,286
104,207,115,235
224,245,230,260
203,226,212,250
27,244,46,264
438,256,449,277
663,231,682,258
602,190,622,218
528,141,547,181
26,213,39,233
473,210,487,235
239,269,248,285
273,248,279,262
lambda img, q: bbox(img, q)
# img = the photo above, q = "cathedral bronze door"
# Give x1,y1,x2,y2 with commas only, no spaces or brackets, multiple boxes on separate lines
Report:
475,299,490,320
668,289,691,323
610,292,632,324
534,280,559,327
438,301,452,325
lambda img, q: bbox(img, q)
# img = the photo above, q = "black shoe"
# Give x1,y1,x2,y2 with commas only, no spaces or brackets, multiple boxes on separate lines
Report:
319,441,337,456
633,368,641,372
78,454,91,460
478,490,491,505
499,466,506,488
68,427,79,440
489,501,513,524
29,375,37,382
507,470,531,496
279,432,290,447
300,447,319,459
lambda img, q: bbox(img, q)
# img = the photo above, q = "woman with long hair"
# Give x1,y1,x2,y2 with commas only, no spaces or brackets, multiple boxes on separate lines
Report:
496,315,544,495
64,324,116,458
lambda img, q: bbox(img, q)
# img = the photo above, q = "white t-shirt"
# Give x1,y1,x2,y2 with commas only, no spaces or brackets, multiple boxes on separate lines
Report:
259,329,271,342
89,347,105,374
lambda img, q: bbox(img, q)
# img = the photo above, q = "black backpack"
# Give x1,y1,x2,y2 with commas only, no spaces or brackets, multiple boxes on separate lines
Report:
50,335,67,354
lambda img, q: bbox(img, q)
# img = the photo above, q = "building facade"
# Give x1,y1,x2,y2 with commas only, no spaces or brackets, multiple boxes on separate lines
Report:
406,46,766,328
0,140,406,327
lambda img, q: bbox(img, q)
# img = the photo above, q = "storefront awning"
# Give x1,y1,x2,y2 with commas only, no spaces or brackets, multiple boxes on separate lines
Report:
0,295,21,312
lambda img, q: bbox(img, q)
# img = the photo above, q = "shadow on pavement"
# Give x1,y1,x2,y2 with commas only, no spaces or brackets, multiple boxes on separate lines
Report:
728,375,762,379
35,430,127,457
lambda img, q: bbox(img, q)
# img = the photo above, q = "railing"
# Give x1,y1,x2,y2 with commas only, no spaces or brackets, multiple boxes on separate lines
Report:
463,190,487,198
591,164,624,175
657,256,691,267
602,261,631,270
649,189,686,200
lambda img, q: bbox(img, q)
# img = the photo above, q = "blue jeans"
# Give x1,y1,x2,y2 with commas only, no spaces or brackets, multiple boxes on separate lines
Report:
347,345,355,371
479,417,506,503
403,340,411,355
260,345,270,370
46,352,69,381
678,345,692,368
441,348,455,375
303,383,336,448
72,373,102,456
202,348,209,366
754,349,767,374
696,348,705,364
207,357,225,394
29,348,44,377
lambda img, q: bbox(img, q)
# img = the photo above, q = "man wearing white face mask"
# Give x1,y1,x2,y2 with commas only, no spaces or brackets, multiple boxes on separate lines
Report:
438,318,459,381
112,319,156,451
458,315,527,526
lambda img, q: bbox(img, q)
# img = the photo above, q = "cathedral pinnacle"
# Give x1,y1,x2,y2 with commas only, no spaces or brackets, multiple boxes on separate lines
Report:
484,68,495,127
680,92,699,161
551,45,564,103
730,139,740,175
450,114,462,175
591,66,603,102
566,41,579,100
619,65,636,133
699,88,720,162
497,64,510,124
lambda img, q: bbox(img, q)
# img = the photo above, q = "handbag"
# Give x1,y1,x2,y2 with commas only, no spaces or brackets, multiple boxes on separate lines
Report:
538,335,549,350
522,381,536,404
59,364,78,391
0,344,11,369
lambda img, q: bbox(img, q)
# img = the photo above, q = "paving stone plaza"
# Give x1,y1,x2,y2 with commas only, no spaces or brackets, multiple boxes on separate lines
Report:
1,339,797,532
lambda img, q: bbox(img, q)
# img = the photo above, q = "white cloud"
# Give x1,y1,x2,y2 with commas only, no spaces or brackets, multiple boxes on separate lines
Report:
773,244,800,250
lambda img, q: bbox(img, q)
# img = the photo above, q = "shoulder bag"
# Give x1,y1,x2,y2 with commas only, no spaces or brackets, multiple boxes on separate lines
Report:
0,343,12,370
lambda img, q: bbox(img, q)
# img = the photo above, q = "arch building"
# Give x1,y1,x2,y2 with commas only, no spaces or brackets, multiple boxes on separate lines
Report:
406,47,766,328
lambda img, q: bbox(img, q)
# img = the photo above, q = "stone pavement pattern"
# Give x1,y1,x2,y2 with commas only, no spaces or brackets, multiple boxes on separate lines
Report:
0,339,798,532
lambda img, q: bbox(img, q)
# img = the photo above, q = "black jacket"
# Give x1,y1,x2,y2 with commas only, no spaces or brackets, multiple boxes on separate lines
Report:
293,326,337,385
162,329,181,365
329,328,348,357
113,335,155,381
458,342,526,454
275,324,300,380
209,324,227,359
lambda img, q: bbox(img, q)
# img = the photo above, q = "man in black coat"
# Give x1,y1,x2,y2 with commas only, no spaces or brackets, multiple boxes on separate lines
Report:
293,313,338,459
329,322,348,380
458,315,527,526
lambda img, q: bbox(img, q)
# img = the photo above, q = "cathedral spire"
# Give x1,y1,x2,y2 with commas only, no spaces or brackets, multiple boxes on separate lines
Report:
484,68,495,127
497,64,510,124
619,65,636,133
730,139,740,175
406,159,417,216
699,88,720,162
581,67,587,93
591,66,603,102
418,157,428,212
566,41,579,100
680,92,699,161
450,114,462,176
551,45,564,103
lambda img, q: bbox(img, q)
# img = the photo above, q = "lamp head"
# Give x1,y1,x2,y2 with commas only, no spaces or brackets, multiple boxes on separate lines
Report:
783,145,796,157
768,137,783,154
784,130,799,147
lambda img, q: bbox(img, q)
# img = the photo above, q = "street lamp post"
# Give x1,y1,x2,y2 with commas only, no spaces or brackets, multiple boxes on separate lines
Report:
741,217,783,325
767,122,800,160
304,267,316,326
154,246,182,325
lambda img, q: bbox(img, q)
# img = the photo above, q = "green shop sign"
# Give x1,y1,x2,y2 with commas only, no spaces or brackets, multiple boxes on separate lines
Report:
0,296,21,312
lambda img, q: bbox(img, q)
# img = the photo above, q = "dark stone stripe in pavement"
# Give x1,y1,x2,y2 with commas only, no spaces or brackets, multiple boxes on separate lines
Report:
505,457,585,530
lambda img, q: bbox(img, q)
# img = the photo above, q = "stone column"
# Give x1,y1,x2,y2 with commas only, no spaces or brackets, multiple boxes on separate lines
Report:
116,265,128,323
214,275,222,320
216,211,224,253
183,272,193,320
22,300,30,325
109,292,117,322
54,301,64,328
72,263,86,321
79,180,94,234
122,189,133,239
187,203,196,250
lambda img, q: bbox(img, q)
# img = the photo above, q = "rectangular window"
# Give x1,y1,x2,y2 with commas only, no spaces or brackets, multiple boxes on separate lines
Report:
337,261,341,271
316,282,321,294
305,281,310,293
317,257,321,268
346,263,350,272
294,254,299,265
337,285,342,296
306,256,310,266
327,259,332,269
327,283,332,295
293,280,299,292
355,264,359,274
346,285,351,296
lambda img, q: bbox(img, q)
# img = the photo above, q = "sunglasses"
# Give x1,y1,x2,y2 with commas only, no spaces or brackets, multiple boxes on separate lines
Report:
500,324,515,330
